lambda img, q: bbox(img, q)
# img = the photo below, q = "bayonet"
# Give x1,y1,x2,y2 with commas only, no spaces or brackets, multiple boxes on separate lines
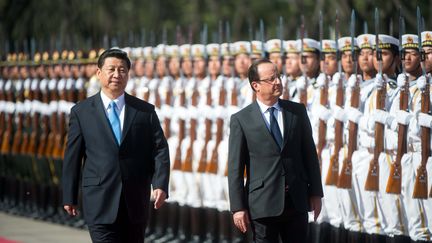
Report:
351,9,357,76
335,10,341,75
417,6,426,76
375,8,382,75
260,19,265,58
319,11,324,61
300,15,306,65
279,16,286,76
225,21,234,78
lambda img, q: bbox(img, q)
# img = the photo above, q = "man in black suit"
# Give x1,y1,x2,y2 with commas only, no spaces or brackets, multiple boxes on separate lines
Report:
228,59,323,243
62,49,170,243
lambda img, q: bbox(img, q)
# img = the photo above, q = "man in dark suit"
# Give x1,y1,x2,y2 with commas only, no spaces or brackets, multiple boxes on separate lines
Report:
228,59,323,243
62,49,170,243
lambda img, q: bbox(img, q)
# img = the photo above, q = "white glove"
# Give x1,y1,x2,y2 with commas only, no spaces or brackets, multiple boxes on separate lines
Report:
373,109,394,126
317,105,332,121
416,76,427,90
202,105,214,120
332,72,343,86
395,110,413,125
374,73,385,88
418,112,432,128
31,79,39,91
296,76,307,90
346,107,363,124
347,74,362,89
188,106,198,120
397,73,408,88
316,73,327,88
332,105,347,122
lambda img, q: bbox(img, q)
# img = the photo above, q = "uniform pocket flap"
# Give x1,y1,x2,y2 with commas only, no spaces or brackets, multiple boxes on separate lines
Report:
249,179,264,192
82,177,101,186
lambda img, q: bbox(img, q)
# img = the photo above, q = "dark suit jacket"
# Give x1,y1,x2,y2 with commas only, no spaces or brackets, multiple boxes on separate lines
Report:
62,92,170,225
228,99,323,220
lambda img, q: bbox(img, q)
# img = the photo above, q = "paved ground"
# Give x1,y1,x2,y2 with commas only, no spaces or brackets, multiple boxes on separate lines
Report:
0,212,91,243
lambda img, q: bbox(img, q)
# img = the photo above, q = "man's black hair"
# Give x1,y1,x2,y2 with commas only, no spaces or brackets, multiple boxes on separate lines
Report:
98,48,131,70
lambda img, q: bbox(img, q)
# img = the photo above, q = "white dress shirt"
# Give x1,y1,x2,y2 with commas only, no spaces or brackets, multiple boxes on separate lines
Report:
100,91,125,131
256,99,284,137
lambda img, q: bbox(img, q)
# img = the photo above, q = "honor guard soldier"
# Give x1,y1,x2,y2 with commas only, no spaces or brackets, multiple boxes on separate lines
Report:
338,37,360,80
284,40,302,99
352,30,400,241
414,30,432,240
134,46,154,101
266,39,285,74
85,49,102,98
232,41,252,108
250,40,264,62
295,38,321,117
397,29,432,241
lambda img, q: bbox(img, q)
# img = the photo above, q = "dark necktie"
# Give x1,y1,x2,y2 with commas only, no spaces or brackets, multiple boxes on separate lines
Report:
108,101,121,144
268,107,283,149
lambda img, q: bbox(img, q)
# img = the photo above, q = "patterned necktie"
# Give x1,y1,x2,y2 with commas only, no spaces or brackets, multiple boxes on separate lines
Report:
268,107,283,149
108,101,121,144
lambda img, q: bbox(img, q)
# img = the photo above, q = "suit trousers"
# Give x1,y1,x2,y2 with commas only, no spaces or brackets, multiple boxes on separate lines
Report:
87,191,146,243
250,193,308,243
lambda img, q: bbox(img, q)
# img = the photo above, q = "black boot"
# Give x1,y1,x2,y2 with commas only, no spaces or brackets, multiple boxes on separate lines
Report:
217,210,232,243
202,207,218,243
187,207,201,243
173,204,191,243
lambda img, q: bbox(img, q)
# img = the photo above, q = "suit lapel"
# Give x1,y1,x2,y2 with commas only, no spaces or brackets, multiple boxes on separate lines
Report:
92,93,118,145
121,93,138,144
279,100,295,149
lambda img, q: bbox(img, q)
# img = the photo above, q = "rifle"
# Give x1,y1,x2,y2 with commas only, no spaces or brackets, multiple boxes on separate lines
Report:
225,22,238,107
53,103,66,159
1,87,14,154
326,11,343,186
172,89,186,171
338,9,359,188
207,86,226,174
182,88,198,172
316,10,328,169
27,80,41,156
45,85,59,158
365,8,384,191
19,108,31,155
386,12,407,194
413,6,429,199
11,112,24,155
299,15,308,106
207,25,226,174
162,82,172,139
279,16,289,100
197,86,212,173
37,112,49,158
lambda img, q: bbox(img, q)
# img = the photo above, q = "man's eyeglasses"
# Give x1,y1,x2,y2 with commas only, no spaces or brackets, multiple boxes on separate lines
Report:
258,74,281,84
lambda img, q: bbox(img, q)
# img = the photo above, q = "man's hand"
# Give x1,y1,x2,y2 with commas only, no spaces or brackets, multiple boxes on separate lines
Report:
309,196,322,222
153,189,167,209
64,204,78,216
232,210,250,233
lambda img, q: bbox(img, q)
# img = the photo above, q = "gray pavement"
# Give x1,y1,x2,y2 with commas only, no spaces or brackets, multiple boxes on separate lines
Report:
0,212,91,243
